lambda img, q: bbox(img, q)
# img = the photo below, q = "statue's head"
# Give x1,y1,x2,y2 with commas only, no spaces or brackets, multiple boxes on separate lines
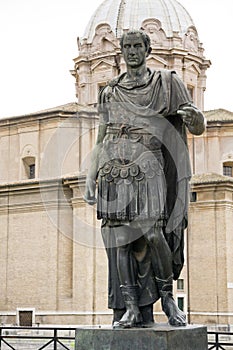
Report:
120,30,152,68
120,30,152,56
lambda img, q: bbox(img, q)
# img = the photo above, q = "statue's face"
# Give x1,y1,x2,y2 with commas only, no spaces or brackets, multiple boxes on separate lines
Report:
122,34,147,68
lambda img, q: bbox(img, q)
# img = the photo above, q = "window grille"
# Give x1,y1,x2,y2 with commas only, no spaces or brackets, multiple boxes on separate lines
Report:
223,165,232,177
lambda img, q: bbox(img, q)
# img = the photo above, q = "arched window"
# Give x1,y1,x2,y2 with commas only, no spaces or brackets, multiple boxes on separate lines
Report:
223,161,233,177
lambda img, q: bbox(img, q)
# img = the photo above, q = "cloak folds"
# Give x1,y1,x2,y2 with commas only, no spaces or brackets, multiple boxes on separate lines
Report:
98,69,193,309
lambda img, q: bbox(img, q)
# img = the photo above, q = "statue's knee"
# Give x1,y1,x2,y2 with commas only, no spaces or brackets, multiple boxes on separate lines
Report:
115,234,130,248
113,225,133,247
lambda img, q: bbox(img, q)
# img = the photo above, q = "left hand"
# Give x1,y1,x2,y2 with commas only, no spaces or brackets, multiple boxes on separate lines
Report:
177,106,198,126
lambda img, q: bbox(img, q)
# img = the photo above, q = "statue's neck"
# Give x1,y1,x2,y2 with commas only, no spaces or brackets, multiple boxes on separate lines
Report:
124,64,148,82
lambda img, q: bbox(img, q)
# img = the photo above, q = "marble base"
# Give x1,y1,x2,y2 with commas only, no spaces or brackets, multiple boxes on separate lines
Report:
75,324,208,350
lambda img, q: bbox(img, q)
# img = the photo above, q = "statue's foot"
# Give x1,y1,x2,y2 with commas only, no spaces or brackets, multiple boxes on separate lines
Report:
162,294,186,327
114,308,142,328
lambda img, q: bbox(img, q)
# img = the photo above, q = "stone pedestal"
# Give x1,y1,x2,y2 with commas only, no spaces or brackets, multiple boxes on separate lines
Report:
75,324,208,350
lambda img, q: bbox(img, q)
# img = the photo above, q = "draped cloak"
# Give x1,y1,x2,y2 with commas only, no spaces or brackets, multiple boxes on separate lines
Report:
97,69,193,309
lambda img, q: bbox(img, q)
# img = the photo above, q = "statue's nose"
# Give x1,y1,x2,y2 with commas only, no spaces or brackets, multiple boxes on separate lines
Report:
129,50,136,55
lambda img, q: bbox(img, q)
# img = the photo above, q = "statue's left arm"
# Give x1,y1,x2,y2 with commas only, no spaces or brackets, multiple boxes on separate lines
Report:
166,70,206,136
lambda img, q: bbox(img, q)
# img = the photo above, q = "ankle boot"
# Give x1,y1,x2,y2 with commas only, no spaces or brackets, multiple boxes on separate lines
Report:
115,285,142,328
155,275,186,326
155,275,173,301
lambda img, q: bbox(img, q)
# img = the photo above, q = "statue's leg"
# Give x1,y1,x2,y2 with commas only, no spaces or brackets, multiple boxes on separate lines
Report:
116,240,136,286
132,236,155,326
113,225,142,328
145,225,186,326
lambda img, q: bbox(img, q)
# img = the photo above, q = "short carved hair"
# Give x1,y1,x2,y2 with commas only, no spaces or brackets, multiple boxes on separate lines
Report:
120,30,151,54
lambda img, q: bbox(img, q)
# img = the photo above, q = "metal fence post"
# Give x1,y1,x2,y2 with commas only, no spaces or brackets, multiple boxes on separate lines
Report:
216,332,219,350
54,328,57,350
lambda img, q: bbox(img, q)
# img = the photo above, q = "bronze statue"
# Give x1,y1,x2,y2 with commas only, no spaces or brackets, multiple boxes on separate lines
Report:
84,30,205,328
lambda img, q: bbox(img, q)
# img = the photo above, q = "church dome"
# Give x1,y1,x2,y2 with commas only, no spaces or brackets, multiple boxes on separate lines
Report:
83,0,195,43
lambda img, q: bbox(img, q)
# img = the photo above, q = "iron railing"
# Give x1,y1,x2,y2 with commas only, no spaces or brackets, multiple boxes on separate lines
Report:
0,327,76,350
0,326,233,349
208,331,233,350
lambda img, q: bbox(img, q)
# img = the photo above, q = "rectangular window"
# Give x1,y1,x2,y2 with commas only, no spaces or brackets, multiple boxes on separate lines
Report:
17,308,35,326
177,297,184,311
22,156,36,179
18,311,33,326
187,85,194,100
190,192,197,202
29,164,35,179
177,279,184,291
223,165,233,177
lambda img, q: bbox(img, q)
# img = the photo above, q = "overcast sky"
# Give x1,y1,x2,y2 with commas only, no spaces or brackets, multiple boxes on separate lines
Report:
0,0,232,117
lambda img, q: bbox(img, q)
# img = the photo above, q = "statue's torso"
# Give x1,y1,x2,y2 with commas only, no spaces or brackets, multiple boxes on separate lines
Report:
97,70,167,222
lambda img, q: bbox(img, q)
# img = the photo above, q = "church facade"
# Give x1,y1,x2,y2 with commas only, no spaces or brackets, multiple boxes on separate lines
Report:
0,0,232,328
